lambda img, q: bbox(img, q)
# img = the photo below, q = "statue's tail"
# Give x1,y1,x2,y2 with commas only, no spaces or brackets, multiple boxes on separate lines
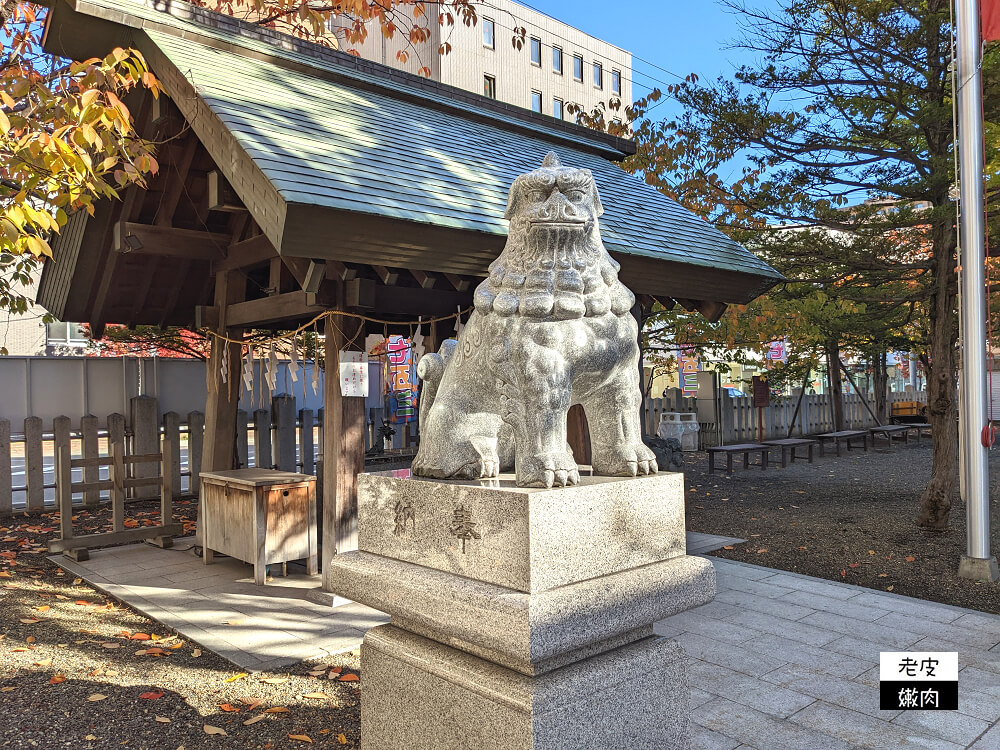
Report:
416,339,456,426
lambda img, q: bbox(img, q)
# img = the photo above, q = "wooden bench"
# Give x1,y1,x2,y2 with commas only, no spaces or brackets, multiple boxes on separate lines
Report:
707,443,769,475
868,424,911,448
762,438,818,468
815,430,868,457
905,423,932,443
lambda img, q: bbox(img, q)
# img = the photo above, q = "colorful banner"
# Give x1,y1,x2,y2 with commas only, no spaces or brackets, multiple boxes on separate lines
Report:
766,339,787,363
371,336,418,423
678,346,700,397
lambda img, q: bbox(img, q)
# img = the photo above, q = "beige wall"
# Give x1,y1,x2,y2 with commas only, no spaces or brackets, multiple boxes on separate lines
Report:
331,0,632,121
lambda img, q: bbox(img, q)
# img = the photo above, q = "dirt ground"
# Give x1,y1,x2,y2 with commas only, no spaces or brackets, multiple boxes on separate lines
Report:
684,438,1000,615
0,500,362,749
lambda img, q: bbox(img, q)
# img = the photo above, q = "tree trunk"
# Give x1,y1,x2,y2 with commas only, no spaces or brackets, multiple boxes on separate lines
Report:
917,223,959,530
872,346,889,424
825,340,845,431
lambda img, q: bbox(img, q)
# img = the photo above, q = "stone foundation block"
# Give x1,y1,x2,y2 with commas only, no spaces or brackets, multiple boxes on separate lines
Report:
358,471,685,593
360,624,690,750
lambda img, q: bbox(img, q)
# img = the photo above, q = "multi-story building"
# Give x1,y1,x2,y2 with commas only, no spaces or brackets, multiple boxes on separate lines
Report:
329,0,632,122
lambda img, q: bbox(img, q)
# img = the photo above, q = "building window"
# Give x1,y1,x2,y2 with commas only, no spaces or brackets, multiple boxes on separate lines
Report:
553,46,563,75
531,90,542,113
553,98,564,119
573,54,583,82
46,322,87,347
593,62,603,89
483,18,495,49
611,69,621,96
530,37,541,66
484,74,496,99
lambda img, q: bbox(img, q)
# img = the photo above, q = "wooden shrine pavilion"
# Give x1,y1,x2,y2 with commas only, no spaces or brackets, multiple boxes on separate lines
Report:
37,0,782,590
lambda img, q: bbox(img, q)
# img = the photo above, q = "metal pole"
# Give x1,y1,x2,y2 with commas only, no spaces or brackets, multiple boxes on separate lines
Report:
956,0,999,580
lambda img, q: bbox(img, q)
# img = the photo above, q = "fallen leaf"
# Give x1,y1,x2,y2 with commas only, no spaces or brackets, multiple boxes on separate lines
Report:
848,563,860,569
338,674,359,682
87,694,107,702
245,699,263,711
219,704,240,713
244,715,267,726
887,585,895,591
337,734,348,745
756,548,768,554
288,735,313,744
19,618,38,624
203,724,227,736
224,673,247,683
130,633,151,641
35,605,50,613
73,578,82,585
139,691,164,700
905,556,915,562
25,636,35,644
192,649,202,658
722,545,735,550
840,570,846,577
264,706,290,713
168,642,184,650
49,674,66,684
868,550,875,556
34,658,52,667
261,677,288,684
877,573,888,578
1,687,15,692
154,716,171,724
303,692,329,699
85,735,97,741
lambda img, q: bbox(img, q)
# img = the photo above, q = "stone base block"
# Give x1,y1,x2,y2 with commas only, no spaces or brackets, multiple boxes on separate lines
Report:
328,550,714,674
358,470,685,593
360,625,690,750
958,555,1000,582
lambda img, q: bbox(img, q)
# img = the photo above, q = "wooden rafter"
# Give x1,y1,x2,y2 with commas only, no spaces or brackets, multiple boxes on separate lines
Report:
410,269,435,289
154,133,199,227
214,234,277,274
114,222,229,260
444,273,471,292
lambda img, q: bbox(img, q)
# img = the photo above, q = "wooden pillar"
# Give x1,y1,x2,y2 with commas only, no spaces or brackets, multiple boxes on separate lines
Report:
201,271,245,473
322,311,366,590
566,404,592,466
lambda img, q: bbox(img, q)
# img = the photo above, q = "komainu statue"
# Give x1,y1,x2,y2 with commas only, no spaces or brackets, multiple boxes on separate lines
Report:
412,152,657,488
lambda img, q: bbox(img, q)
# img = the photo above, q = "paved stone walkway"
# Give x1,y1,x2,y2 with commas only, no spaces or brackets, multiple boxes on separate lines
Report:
54,535,1000,749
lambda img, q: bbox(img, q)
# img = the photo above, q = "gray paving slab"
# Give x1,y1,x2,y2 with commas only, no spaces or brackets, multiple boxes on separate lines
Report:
741,633,873,679
798,610,925,649
848,590,970,622
960,666,1000,696
969,722,1000,750
688,660,817,718
761,663,902,720
914,639,1000,675
723,609,841,647
715,573,797,599
952,612,1000,639
874,611,1000,651
707,558,782,581
656,610,764,645
892,709,991,747
690,724,743,750
692,696,854,750
713,589,817,621
788,701,965,750
754,572,862,600
674,632,788,678
779,588,892,621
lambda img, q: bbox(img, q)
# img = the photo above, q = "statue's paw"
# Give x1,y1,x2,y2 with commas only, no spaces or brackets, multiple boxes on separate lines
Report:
592,442,659,477
453,456,500,480
516,452,580,489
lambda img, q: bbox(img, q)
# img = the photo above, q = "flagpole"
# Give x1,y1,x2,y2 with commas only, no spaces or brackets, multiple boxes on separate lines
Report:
956,0,999,581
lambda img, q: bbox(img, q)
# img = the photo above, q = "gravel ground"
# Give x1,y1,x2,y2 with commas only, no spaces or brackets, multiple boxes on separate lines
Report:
685,439,1000,614
0,500,361,749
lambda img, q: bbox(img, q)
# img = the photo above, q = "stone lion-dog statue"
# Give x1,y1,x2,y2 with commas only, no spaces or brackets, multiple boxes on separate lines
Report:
412,152,657,488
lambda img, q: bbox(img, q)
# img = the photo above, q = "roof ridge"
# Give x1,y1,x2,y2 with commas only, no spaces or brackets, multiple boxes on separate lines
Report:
72,0,635,158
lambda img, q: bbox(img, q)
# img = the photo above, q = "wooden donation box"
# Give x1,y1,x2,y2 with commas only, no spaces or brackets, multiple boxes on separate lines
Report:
199,469,318,585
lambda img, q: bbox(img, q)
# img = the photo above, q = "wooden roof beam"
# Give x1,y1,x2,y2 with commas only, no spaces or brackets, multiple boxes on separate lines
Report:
114,222,229,261
410,269,435,289
444,273,471,292
372,265,398,285
213,233,277,274
153,133,198,227
225,290,328,327
328,261,357,281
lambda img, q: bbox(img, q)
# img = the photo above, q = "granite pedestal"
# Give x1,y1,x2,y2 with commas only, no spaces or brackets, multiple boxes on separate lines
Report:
329,470,715,749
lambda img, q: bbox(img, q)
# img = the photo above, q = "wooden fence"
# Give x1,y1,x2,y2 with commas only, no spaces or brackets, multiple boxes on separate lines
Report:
0,396,416,516
644,390,927,448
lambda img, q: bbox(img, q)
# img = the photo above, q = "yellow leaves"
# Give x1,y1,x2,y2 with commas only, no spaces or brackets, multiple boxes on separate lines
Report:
154,716,171,724
243,714,267,726
224,673,248,682
192,649,203,658
288,735,313,744
303,692,330,699
86,694,107,702
48,674,66,684
261,677,288,684
218,703,240,713
337,734,348,745
33,658,52,667
263,706,290,714
0,110,9,133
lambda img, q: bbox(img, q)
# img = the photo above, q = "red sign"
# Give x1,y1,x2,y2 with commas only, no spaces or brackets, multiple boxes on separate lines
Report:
985,0,1000,42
